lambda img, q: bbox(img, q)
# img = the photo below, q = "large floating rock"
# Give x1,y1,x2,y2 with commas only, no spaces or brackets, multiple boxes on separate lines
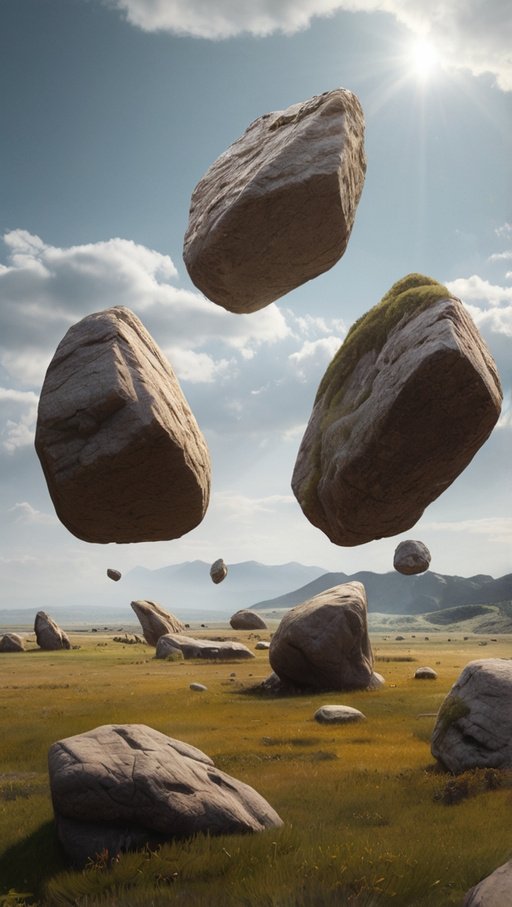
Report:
292,275,502,546
393,539,431,575
431,659,512,772
131,600,184,646
269,581,374,691
48,724,282,867
230,609,268,630
210,558,228,584
35,611,71,651
35,306,211,543
0,633,25,653
156,634,255,660
183,88,366,314
463,860,512,906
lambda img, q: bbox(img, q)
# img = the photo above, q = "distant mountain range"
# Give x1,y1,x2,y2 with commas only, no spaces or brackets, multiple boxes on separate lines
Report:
254,570,512,614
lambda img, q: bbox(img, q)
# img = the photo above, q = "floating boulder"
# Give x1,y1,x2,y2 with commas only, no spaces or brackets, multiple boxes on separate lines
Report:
292,274,502,546
463,860,512,907
314,705,366,724
431,659,512,772
156,634,255,661
131,600,185,646
230,609,268,630
183,88,366,314
269,581,374,691
35,307,211,543
210,558,228,584
0,633,25,652
393,540,431,575
35,611,71,651
107,568,122,582
415,666,437,680
48,724,283,867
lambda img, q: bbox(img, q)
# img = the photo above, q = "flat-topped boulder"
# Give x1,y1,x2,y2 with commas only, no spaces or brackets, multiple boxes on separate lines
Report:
35,611,71,651
0,632,25,652
156,634,255,661
48,724,282,867
269,581,374,691
35,306,211,543
292,274,502,546
131,600,184,646
393,540,431,575
431,659,512,772
183,88,366,313
230,609,268,630
210,558,228,584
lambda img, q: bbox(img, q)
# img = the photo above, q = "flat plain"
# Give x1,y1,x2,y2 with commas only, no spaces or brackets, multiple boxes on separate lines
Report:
0,626,510,906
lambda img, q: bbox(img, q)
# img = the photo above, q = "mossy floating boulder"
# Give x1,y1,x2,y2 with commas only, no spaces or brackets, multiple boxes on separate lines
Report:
292,274,502,546
183,88,366,313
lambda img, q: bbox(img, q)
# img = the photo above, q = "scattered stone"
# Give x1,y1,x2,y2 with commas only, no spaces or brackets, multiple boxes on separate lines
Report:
35,306,211,543
269,581,374,691
107,568,122,582
230,610,268,630
415,666,438,679
0,633,25,652
367,671,385,690
156,634,255,661
183,88,366,314
34,611,71,651
210,558,228,584
463,859,512,906
190,683,207,692
255,641,271,650
314,705,366,724
292,274,502,546
131,601,185,646
48,724,283,867
393,540,431,575
431,659,512,772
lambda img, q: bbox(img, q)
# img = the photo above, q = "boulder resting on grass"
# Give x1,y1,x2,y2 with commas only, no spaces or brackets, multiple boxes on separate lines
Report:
156,633,255,660
35,611,71,650
230,609,268,630
0,632,25,652
131,600,184,646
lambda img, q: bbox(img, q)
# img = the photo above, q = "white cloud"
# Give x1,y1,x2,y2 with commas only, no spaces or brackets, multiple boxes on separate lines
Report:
0,388,39,453
289,336,342,381
108,0,512,91
6,501,57,526
488,250,512,263
446,275,512,307
166,347,234,383
420,517,512,547
495,222,512,239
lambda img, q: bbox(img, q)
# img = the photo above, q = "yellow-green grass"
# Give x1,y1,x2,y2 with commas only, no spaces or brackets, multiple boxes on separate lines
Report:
0,632,511,906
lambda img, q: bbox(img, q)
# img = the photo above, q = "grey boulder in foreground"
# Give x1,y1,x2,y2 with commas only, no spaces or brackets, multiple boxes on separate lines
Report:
292,274,502,546
183,88,366,313
34,611,71,651
130,600,185,646
463,860,512,906
156,633,255,660
35,306,211,543
48,724,283,866
269,581,375,691
393,539,431,575
431,659,512,772
230,609,268,630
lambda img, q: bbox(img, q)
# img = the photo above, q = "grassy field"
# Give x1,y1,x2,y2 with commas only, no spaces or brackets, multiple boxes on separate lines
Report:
0,627,511,906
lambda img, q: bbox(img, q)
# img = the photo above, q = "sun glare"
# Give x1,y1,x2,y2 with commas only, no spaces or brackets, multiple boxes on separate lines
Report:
409,37,439,81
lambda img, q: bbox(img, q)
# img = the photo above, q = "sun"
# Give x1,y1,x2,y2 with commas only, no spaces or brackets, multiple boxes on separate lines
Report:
409,37,440,82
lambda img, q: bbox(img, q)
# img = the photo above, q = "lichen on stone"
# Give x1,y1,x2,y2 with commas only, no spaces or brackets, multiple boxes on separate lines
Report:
436,694,471,735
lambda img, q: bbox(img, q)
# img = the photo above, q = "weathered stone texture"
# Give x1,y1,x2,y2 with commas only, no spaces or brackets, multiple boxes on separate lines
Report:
230,609,268,630
393,540,431,575
156,633,255,660
183,88,366,313
0,633,25,652
463,860,512,907
130,600,184,646
35,611,71,651
48,724,283,866
431,659,512,772
35,306,210,543
269,581,374,691
292,275,502,546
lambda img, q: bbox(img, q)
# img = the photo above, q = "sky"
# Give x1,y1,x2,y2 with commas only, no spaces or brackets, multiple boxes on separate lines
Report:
1,0,511,609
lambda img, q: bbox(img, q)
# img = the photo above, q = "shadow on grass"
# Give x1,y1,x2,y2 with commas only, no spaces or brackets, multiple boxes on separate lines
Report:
0,821,66,903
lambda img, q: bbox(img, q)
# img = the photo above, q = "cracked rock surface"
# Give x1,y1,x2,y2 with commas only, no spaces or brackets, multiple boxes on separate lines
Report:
431,659,512,772
183,88,366,313
35,611,71,650
48,724,282,866
35,306,211,543
292,275,502,547
269,581,374,691
156,633,255,660
130,600,185,646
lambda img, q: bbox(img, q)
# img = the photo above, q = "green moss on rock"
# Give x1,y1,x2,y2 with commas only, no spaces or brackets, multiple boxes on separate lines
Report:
437,694,470,735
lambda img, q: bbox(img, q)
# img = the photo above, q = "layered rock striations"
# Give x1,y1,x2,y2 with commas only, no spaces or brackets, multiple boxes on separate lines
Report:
35,307,211,543
292,275,502,546
183,88,366,313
